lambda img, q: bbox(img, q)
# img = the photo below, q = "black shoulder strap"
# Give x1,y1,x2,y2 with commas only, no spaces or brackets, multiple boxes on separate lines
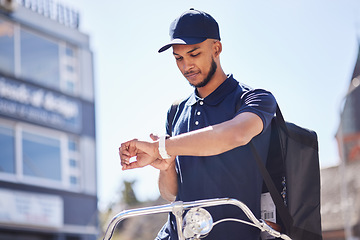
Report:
274,104,289,135
249,105,293,233
168,98,186,136
249,141,293,232
168,102,180,136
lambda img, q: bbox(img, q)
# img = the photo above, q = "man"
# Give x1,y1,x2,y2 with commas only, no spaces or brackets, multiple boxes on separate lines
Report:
119,8,277,240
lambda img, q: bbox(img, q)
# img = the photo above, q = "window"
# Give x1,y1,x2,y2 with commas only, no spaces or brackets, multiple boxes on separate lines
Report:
0,125,15,174
0,121,84,190
67,136,80,188
66,65,74,72
68,138,78,151
20,29,60,88
69,159,77,168
0,19,15,75
22,131,61,181
70,175,78,185
0,21,80,95
62,44,78,94
65,46,74,57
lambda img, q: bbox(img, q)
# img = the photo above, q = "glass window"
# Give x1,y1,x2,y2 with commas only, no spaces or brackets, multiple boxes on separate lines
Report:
20,29,60,88
67,136,80,188
66,65,74,72
68,138,77,151
62,44,78,94
0,19,15,74
69,159,77,168
66,81,75,92
65,46,74,57
0,125,15,174
22,131,61,181
70,175,78,185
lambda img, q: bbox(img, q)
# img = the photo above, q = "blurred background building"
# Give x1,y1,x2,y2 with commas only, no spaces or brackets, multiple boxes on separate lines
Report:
321,46,360,239
0,0,97,239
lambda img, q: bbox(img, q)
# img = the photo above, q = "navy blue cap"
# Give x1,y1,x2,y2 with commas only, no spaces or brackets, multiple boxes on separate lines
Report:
158,9,221,53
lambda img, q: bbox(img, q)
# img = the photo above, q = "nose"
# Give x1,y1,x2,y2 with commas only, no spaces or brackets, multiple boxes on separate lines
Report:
181,58,195,73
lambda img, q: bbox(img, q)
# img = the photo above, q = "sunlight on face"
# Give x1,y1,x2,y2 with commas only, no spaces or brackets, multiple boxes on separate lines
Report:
172,40,218,88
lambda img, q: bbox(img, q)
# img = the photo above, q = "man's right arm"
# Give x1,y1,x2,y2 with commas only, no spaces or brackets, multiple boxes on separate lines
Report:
148,134,178,202
157,160,178,202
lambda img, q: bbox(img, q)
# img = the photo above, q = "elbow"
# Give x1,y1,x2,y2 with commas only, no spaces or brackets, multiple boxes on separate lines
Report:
229,121,263,148
233,134,252,147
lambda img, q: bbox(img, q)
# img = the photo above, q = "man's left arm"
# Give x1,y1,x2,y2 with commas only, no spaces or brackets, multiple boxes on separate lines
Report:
120,89,276,169
120,111,263,169
164,111,263,156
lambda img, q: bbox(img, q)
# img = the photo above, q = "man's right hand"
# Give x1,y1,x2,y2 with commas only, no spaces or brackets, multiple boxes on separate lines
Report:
119,138,157,170
119,134,175,171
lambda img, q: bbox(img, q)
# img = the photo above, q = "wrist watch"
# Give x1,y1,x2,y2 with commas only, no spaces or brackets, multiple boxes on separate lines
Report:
159,135,171,159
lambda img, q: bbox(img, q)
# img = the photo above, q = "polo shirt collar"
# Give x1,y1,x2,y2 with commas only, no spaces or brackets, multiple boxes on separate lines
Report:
186,74,237,106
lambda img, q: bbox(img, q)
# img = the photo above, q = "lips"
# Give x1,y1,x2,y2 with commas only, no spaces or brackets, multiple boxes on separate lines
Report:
184,71,200,79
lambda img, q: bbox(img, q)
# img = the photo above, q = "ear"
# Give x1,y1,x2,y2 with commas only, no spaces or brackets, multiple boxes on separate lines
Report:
213,40,222,58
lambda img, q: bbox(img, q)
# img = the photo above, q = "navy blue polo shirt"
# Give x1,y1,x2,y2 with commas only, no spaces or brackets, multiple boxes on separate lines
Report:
156,74,276,240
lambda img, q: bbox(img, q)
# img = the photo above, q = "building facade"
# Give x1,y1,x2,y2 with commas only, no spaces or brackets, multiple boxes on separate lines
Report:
321,47,360,239
0,0,98,239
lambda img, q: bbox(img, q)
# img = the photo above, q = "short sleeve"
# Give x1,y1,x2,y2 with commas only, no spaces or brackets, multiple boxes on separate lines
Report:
237,89,277,131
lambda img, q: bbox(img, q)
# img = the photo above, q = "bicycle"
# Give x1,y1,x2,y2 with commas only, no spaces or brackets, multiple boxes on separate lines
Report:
102,197,291,240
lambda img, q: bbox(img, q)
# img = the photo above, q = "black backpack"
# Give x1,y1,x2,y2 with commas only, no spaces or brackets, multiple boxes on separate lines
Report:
167,101,322,240
250,105,322,240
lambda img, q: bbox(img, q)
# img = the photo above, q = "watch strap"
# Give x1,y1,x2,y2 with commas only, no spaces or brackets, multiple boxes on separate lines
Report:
159,135,171,159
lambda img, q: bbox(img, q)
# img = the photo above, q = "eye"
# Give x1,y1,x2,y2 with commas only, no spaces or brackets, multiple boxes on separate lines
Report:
175,56,183,61
190,52,200,57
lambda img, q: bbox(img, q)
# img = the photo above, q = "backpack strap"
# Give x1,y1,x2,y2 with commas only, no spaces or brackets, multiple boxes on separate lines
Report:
249,104,294,234
167,102,180,136
275,105,289,135
249,140,293,233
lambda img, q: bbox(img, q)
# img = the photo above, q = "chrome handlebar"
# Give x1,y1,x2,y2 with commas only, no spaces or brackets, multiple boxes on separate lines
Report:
102,198,291,240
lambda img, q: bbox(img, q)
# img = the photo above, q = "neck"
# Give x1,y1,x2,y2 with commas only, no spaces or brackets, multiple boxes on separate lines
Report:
196,68,227,98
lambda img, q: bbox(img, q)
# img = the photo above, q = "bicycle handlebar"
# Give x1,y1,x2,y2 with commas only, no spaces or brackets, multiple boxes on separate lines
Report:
102,198,291,240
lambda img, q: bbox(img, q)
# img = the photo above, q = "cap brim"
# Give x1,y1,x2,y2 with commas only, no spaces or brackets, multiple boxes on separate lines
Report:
158,37,207,53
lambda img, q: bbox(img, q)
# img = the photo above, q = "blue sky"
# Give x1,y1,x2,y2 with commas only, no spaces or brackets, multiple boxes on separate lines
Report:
69,0,360,208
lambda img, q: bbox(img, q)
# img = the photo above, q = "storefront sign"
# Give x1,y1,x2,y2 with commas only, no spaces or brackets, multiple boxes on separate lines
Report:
0,188,63,228
0,76,81,133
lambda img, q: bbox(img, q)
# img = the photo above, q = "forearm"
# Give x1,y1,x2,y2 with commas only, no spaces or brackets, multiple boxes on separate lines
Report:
165,112,263,157
119,112,263,169
158,161,178,202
